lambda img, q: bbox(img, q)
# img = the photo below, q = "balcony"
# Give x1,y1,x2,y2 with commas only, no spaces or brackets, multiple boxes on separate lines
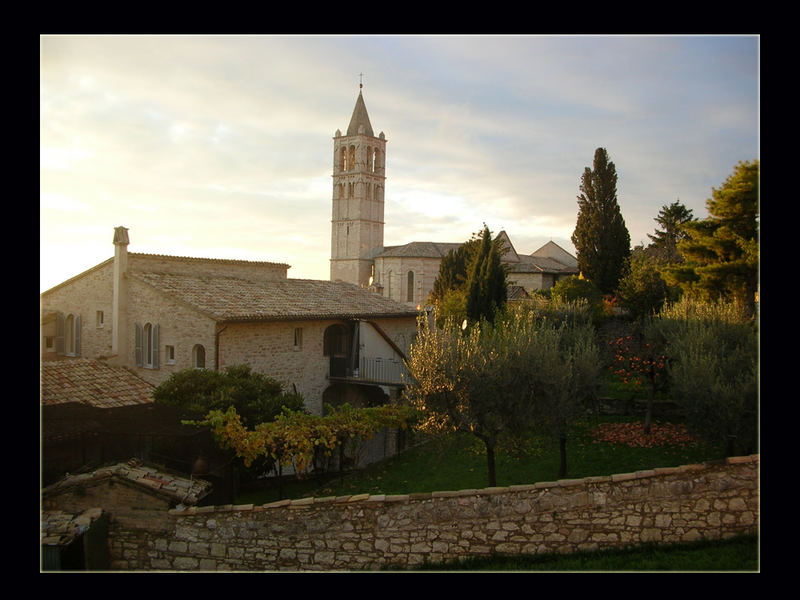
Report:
328,356,410,387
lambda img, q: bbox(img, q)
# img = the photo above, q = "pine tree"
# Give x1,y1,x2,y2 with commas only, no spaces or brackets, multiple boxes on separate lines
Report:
665,160,759,316
647,200,695,263
571,147,631,295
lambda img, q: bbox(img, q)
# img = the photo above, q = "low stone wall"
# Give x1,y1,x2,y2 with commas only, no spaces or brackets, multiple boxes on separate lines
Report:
109,455,759,571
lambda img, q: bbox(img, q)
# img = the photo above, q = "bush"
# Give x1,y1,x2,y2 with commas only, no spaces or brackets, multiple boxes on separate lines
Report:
153,364,306,428
657,298,757,455
617,259,673,320
551,276,605,321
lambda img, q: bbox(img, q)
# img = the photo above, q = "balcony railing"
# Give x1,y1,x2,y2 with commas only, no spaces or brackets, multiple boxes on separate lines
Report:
329,356,410,386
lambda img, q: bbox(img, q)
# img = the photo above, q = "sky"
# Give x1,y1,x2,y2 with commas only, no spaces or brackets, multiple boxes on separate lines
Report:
40,34,759,293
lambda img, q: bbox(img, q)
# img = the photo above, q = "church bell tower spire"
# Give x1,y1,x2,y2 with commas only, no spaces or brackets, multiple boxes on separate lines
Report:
330,79,386,286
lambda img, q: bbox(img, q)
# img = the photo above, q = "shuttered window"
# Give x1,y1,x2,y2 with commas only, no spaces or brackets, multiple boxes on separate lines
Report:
56,312,81,357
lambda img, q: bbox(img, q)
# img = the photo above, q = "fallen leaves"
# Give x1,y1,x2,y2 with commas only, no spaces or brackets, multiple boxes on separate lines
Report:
590,422,697,448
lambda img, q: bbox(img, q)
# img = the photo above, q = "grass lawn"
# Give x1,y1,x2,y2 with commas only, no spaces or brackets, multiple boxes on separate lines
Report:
236,415,726,505
406,534,759,571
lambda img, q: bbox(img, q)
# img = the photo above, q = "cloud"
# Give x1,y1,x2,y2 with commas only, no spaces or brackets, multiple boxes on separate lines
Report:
40,35,758,292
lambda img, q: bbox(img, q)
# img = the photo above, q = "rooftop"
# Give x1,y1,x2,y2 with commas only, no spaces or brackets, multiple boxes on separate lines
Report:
42,458,212,506
132,272,420,322
40,358,155,408
41,508,104,547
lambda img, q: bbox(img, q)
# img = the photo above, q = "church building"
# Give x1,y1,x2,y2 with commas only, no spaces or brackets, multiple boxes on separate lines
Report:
329,86,579,306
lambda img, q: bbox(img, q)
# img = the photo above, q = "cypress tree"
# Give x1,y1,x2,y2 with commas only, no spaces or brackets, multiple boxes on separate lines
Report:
571,147,631,295
465,225,507,324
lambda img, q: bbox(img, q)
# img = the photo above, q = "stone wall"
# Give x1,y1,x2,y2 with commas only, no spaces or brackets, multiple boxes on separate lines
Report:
107,455,758,571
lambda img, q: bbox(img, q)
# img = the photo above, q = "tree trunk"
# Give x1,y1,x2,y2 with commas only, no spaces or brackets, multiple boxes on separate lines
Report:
726,434,737,458
644,383,654,435
484,441,497,487
558,435,568,478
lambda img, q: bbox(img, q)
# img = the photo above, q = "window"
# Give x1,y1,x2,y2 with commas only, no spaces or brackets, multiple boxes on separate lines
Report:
165,345,176,365
387,270,393,299
135,322,159,369
293,328,303,351
407,271,415,303
96,310,104,328
193,344,206,369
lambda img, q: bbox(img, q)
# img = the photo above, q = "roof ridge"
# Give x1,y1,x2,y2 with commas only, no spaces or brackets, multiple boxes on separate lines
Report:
130,252,289,267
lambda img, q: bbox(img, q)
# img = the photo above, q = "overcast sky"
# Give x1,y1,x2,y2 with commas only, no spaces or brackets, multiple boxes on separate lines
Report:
40,34,759,293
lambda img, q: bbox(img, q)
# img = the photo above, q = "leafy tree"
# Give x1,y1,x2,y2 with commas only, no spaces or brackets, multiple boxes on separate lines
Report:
154,364,306,428
646,200,695,263
404,312,538,487
616,254,673,320
524,307,600,477
571,147,631,294
190,403,417,498
665,160,759,317
608,319,669,435
404,306,600,484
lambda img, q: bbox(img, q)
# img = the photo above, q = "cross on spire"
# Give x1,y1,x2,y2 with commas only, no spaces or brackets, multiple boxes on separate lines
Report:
359,72,363,89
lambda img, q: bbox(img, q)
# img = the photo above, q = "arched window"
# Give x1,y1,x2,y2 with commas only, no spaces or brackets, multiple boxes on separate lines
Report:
135,322,159,368
349,146,355,171
407,271,415,303
193,344,206,369
387,270,393,299
340,147,347,171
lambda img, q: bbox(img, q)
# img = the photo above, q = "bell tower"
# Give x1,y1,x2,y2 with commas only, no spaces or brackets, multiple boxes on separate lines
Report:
330,81,386,287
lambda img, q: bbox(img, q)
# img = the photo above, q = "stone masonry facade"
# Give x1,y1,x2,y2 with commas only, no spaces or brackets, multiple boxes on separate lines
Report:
107,455,758,571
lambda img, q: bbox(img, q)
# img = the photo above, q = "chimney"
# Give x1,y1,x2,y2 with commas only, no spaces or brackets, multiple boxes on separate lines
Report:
111,226,129,360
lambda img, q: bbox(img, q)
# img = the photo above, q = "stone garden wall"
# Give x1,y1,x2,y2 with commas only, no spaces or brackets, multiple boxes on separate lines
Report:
108,454,758,571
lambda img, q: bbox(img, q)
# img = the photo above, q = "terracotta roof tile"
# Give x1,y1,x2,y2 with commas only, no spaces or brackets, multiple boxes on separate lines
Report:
132,272,419,322
43,459,212,506
507,255,580,274
41,359,155,408
375,241,463,259
41,508,104,547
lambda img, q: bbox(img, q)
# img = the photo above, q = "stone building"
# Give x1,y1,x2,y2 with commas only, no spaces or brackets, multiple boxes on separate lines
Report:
330,87,579,305
40,226,419,417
